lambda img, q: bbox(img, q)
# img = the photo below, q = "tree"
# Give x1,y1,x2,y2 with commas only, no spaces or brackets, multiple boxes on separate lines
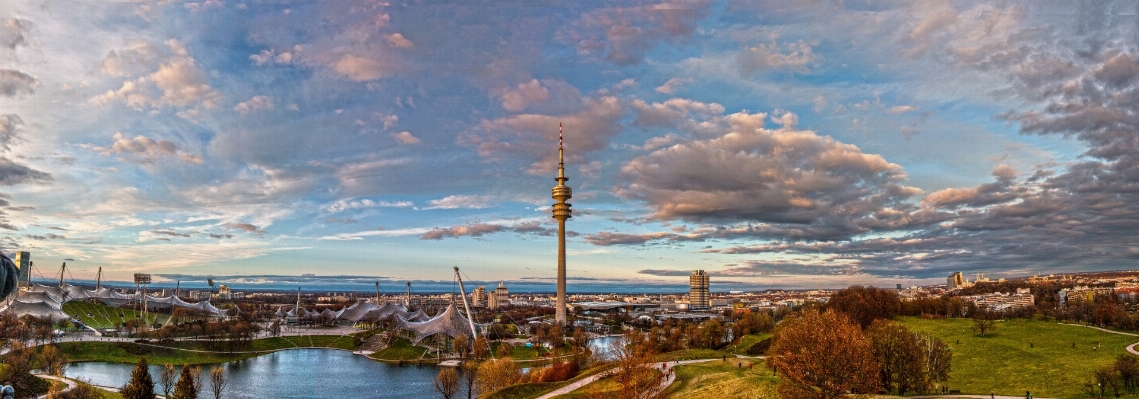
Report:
453,335,469,359
494,342,513,359
611,330,663,399
971,309,997,337
172,365,198,399
461,361,478,399
474,359,521,395
61,382,102,399
191,366,204,395
1095,365,1122,398
471,337,490,361
827,286,902,329
159,364,177,399
1116,355,1139,393
434,367,460,399
768,309,881,399
208,367,227,399
120,357,157,399
40,345,67,377
918,332,952,391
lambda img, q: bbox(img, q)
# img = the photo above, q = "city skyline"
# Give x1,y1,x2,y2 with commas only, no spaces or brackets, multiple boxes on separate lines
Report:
1,1,1137,290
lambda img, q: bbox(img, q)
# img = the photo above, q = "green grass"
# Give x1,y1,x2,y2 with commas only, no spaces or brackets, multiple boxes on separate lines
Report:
483,382,563,399
369,338,433,361
899,317,1138,398
654,349,732,362
56,341,265,365
665,360,777,399
723,333,770,355
62,301,170,330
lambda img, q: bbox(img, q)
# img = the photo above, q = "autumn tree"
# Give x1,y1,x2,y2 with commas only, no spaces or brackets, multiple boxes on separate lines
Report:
919,332,953,391
768,309,881,399
172,365,198,399
461,361,478,399
434,367,461,399
120,357,157,399
453,335,470,359
827,286,902,328
1116,355,1139,394
474,359,521,395
611,329,663,399
39,345,67,377
472,337,490,361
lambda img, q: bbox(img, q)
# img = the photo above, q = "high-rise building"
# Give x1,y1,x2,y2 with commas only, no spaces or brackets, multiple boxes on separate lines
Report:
689,270,710,311
489,282,509,310
947,272,964,289
14,251,30,288
472,286,487,307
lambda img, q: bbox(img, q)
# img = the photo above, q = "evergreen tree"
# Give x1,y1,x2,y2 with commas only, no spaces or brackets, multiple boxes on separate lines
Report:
120,357,157,399
172,365,198,399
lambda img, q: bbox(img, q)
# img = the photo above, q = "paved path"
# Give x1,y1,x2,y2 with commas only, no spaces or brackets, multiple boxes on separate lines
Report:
34,374,76,399
536,358,716,399
913,395,1056,399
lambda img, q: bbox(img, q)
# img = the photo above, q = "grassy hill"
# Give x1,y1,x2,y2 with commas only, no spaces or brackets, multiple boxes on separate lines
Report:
899,317,1137,398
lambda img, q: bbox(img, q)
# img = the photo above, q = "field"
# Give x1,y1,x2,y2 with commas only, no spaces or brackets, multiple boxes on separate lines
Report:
369,337,434,362
899,317,1138,398
723,333,770,355
664,360,777,399
61,301,169,330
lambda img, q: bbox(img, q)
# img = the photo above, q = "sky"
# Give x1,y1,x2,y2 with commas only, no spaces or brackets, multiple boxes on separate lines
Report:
1,0,1138,292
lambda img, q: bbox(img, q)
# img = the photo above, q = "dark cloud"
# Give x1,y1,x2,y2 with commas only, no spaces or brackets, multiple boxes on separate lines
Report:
0,157,52,186
0,114,23,151
420,220,558,240
225,223,264,234
0,70,36,97
0,19,29,50
149,229,191,238
208,233,233,239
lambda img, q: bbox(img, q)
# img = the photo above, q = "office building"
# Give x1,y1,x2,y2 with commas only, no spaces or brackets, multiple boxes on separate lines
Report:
14,251,30,288
689,270,710,311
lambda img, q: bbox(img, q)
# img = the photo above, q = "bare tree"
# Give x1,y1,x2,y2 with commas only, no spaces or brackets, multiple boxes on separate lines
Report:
190,366,204,396
209,367,227,399
434,367,461,399
461,361,478,399
971,309,997,337
159,364,177,398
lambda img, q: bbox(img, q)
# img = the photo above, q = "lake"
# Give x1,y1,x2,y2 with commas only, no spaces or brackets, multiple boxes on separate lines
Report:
65,349,467,398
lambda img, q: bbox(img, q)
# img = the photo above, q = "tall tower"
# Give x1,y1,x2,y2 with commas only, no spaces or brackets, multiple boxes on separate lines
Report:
689,270,710,311
552,123,572,325
14,251,29,288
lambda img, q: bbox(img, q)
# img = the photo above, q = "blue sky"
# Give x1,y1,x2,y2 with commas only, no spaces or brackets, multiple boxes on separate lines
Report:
1,0,1136,291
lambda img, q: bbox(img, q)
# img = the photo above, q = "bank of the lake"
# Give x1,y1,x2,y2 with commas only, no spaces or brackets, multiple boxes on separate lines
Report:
55,335,360,365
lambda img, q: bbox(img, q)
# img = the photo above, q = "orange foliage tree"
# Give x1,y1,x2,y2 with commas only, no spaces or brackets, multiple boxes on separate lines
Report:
768,309,881,399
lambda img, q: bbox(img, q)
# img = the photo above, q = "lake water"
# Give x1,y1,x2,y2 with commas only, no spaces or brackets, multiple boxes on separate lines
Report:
66,338,623,398
65,349,467,398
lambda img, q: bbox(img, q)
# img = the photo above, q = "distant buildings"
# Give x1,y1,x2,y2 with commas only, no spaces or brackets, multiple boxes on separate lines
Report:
489,282,509,310
14,251,30,288
965,288,1035,311
689,270,710,311
947,272,965,290
1059,285,1115,308
471,286,487,307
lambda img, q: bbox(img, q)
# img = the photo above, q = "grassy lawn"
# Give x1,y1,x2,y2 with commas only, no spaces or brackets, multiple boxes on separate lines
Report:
654,349,732,362
899,317,1138,398
723,333,770,355
369,338,433,361
56,341,264,365
62,301,170,330
664,360,777,399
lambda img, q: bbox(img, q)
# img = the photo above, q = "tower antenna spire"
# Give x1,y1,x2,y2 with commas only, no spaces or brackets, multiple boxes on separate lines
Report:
558,123,565,178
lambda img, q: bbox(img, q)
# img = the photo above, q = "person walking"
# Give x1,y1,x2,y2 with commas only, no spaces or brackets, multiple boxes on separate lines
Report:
990,392,994,399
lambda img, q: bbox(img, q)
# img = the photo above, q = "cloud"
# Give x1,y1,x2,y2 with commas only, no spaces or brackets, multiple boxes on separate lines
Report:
385,33,414,49
390,131,420,145
0,69,37,97
583,231,675,246
0,157,52,186
81,132,203,164
886,105,917,114
630,98,724,127
225,223,264,234
737,40,819,75
558,0,714,65
499,79,550,112
233,95,275,115
0,114,23,152
423,195,494,210
615,109,922,240
0,19,29,50
333,54,390,81
324,198,414,213
462,95,624,174
99,40,160,77
250,45,302,66
654,77,692,94
420,220,558,240
90,39,221,111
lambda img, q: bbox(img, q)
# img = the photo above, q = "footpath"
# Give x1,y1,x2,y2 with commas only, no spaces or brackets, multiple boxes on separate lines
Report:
536,355,763,399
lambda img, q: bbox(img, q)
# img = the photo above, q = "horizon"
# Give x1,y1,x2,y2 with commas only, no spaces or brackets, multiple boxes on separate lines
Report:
2,2,1139,289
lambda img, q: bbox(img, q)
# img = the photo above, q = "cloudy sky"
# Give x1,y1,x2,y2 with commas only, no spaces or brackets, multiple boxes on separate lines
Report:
0,0,1136,291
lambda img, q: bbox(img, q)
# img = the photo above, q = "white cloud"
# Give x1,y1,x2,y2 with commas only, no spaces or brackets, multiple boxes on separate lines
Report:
655,77,692,94
333,55,390,81
233,95,276,115
90,40,221,111
391,131,420,145
886,105,917,114
385,33,414,49
423,195,494,210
